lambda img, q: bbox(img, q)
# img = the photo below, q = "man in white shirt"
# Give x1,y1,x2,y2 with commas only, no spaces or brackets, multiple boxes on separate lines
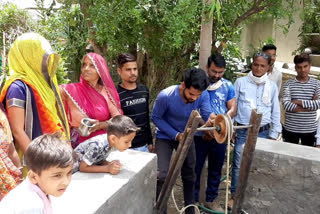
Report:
262,44,282,94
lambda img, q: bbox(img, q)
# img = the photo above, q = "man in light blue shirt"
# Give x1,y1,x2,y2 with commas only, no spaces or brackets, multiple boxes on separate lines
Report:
152,68,211,214
194,53,236,212
230,52,281,208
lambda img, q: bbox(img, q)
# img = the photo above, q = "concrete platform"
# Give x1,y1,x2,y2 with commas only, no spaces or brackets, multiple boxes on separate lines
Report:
243,138,320,213
51,150,157,214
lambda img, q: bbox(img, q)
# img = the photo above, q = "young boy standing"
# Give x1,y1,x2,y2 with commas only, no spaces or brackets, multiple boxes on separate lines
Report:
0,134,76,213
73,115,140,174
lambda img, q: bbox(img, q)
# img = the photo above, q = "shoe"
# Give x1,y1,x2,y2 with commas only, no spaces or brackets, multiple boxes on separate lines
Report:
204,200,224,212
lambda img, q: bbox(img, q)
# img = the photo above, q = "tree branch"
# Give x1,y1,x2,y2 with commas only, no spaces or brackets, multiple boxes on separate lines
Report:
232,0,274,28
80,1,107,56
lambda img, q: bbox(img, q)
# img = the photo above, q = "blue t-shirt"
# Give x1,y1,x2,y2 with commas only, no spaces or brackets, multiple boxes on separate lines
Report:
5,80,42,140
208,78,235,114
151,85,211,141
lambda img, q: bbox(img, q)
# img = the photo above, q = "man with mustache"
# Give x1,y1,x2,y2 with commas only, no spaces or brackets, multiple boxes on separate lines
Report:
194,53,236,211
229,52,281,209
117,53,153,152
152,68,211,214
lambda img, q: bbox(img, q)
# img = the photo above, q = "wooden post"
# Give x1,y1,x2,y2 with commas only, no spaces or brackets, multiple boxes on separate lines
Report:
232,109,262,214
155,110,201,214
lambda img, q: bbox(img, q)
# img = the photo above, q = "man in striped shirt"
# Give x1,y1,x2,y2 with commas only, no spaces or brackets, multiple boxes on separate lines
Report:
282,54,320,147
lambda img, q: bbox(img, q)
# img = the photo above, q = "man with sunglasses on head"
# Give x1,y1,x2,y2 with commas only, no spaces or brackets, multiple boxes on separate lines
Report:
194,53,236,211
229,52,282,209
262,44,282,93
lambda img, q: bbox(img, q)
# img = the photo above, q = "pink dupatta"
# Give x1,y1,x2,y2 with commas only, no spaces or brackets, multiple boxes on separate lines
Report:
61,53,122,143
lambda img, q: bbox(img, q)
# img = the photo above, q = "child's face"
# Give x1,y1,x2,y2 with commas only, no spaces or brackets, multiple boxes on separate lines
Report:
113,132,136,152
29,165,73,197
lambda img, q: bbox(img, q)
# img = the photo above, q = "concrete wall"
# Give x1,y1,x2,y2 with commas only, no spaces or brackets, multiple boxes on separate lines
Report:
51,150,157,214
239,1,304,63
243,138,320,213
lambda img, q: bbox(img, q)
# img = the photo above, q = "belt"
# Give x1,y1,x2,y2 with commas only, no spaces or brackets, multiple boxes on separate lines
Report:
237,123,270,132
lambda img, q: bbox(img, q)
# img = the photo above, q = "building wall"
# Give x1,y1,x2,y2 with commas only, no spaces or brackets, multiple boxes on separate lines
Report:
239,1,304,63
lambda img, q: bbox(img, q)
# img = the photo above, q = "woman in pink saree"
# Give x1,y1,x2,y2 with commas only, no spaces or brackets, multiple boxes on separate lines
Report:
60,53,122,148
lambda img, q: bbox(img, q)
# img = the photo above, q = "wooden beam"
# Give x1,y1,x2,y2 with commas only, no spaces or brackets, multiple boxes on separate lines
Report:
155,110,201,213
232,109,262,214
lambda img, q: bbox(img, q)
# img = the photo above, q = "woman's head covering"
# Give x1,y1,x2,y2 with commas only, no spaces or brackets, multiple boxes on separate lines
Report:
85,53,121,111
61,53,122,144
0,33,70,139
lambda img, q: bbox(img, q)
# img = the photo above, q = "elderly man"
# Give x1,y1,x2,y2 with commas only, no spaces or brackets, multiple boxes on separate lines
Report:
282,54,320,147
194,53,236,211
262,44,282,93
229,52,282,208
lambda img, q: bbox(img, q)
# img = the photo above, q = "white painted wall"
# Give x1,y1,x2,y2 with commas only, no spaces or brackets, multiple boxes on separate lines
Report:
239,1,304,64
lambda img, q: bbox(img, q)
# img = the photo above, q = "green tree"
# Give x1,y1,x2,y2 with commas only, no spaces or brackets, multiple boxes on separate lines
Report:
35,0,88,83
0,3,35,73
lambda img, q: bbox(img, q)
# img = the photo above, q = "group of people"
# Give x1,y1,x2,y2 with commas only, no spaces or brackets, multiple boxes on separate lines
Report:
0,32,319,214
153,44,320,214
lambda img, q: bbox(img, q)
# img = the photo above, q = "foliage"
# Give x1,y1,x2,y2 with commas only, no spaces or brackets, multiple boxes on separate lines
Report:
34,0,88,84
0,2,35,74
208,0,295,81
294,0,320,55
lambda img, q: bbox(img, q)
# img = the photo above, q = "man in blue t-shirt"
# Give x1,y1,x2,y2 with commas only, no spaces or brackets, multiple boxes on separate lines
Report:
194,54,236,211
152,68,211,214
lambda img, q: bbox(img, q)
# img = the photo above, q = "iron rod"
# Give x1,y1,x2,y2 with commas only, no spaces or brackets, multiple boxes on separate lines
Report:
196,125,252,132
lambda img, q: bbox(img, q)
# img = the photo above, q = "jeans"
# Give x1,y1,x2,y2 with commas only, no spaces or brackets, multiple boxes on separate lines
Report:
194,136,226,202
230,128,269,194
130,144,149,152
155,138,196,214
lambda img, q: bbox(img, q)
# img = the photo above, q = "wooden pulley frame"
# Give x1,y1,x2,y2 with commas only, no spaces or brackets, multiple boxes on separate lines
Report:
213,114,233,144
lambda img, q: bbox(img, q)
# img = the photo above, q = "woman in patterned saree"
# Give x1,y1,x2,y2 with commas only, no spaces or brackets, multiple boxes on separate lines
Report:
60,53,122,148
0,103,21,200
0,33,70,155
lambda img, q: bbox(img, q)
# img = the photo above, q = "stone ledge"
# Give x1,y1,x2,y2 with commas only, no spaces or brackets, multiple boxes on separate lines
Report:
243,138,320,213
52,150,157,214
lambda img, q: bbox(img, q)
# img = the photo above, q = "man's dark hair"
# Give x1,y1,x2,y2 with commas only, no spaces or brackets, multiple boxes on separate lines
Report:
253,52,272,65
294,54,311,65
183,68,209,91
117,53,136,68
107,115,140,137
207,53,226,68
25,133,77,175
262,44,277,52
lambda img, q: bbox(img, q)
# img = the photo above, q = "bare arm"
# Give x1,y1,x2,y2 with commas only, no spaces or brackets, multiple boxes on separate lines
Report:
79,160,121,174
8,142,21,168
226,98,237,118
7,107,31,154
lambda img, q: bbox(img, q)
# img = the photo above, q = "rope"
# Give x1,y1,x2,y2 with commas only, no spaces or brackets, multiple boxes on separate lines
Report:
223,114,233,214
170,114,234,214
171,187,201,214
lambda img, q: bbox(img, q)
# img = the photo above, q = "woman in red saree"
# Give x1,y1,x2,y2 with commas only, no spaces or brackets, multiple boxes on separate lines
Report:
60,53,122,148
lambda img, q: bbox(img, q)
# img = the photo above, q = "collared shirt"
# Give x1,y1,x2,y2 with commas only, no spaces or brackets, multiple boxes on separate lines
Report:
268,66,282,94
234,76,281,139
0,178,52,214
73,134,111,172
208,78,235,115
152,85,211,141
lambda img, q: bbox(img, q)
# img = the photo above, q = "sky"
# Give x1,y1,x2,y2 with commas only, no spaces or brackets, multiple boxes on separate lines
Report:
0,0,63,18
1,0,62,9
